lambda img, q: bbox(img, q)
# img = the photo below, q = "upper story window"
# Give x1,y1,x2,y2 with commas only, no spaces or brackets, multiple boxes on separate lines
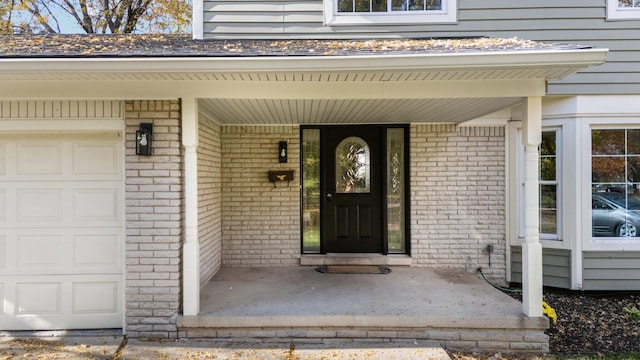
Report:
324,0,457,25
607,0,640,20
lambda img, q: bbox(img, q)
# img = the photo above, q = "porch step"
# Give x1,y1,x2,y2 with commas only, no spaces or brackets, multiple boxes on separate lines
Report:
177,316,550,353
299,253,412,266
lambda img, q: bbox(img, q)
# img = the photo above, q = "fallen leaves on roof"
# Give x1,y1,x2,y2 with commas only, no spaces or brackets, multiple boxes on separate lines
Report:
0,34,588,58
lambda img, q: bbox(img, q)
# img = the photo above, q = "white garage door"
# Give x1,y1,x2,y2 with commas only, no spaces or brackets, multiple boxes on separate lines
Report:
0,132,124,330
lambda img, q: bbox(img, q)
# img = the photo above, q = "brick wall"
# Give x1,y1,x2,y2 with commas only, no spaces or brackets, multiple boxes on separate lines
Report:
221,126,300,266
198,114,222,285
410,124,506,279
124,100,183,338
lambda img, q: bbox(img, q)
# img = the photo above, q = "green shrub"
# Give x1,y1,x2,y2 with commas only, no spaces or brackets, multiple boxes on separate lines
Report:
623,305,640,321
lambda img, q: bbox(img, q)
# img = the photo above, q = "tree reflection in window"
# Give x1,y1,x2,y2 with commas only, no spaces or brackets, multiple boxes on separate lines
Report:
592,129,640,238
618,0,640,8
336,136,370,193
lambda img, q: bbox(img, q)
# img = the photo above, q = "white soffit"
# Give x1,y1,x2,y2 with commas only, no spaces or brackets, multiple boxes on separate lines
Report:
198,97,524,125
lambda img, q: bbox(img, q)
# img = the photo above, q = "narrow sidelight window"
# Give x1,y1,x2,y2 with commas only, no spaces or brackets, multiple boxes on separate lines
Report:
387,128,406,253
302,129,321,253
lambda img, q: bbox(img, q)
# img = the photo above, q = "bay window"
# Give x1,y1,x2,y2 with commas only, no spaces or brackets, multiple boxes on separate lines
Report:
540,130,560,239
591,129,640,238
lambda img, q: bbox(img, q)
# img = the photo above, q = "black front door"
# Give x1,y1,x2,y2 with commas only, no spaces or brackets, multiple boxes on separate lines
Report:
321,126,383,253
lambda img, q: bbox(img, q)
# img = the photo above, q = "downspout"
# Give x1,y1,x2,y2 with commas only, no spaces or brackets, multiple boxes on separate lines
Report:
504,120,512,283
571,116,585,290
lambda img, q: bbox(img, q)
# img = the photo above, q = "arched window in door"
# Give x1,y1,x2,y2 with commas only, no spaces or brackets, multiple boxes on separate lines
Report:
335,136,370,193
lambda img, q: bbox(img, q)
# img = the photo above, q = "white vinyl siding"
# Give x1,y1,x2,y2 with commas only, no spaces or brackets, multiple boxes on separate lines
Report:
583,251,640,290
511,247,571,289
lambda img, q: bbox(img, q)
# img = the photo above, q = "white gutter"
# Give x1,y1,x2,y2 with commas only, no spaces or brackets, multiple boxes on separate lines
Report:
0,48,608,76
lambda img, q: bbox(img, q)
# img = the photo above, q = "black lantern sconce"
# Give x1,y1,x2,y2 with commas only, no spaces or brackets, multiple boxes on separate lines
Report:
278,141,288,163
136,123,153,156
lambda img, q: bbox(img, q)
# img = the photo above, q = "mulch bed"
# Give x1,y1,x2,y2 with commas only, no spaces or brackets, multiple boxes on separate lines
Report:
450,288,640,359
543,289,640,355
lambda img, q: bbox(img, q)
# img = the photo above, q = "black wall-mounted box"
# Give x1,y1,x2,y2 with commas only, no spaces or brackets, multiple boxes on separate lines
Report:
268,170,294,182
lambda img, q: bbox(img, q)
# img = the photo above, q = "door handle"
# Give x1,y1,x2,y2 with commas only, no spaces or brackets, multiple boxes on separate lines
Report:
326,193,333,201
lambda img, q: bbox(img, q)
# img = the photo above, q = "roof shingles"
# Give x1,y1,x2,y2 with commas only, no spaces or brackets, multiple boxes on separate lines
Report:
0,34,589,58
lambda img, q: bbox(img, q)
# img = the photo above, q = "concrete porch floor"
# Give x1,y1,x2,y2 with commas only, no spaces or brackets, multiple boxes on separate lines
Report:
178,266,550,353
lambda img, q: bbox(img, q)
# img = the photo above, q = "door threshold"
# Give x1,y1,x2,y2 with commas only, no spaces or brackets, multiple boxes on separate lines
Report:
300,253,411,266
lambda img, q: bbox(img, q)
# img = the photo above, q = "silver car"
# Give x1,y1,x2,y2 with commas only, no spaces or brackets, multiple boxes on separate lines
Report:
592,194,640,237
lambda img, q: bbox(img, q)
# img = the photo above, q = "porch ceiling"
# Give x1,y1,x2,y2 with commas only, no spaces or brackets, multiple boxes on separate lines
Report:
198,97,524,125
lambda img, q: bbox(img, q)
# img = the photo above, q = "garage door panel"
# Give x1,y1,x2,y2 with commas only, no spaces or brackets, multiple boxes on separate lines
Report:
6,229,122,275
73,142,120,175
17,143,63,175
72,282,118,315
74,188,119,222
73,234,120,269
17,189,63,223
0,283,4,315
0,142,5,175
16,282,61,315
0,236,5,269
1,274,122,330
0,189,6,223
17,235,64,268
5,185,121,227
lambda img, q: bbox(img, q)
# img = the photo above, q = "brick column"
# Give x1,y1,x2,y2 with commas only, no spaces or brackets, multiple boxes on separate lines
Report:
124,100,183,338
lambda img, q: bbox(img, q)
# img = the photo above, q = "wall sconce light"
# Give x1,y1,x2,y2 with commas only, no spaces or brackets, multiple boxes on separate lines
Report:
136,123,153,156
278,141,288,163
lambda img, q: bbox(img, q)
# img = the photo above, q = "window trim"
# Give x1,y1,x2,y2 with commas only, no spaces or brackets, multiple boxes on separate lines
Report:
607,0,640,20
509,122,569,250
539,128,562,241
323,0,457,25
516,128,563,241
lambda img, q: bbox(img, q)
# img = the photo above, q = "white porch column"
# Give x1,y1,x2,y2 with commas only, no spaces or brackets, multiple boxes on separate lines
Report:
522,96,543,317
182,97,200,316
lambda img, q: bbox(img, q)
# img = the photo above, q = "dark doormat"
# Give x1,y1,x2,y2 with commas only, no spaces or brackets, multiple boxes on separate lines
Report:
315,265,391,274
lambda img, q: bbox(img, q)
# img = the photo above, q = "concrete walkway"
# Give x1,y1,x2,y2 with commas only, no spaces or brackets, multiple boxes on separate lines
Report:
0,334,451,359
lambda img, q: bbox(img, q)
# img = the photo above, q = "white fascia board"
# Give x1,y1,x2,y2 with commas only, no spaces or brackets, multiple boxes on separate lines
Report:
0,48,608,75
0,78,546,100
540,95,640,119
